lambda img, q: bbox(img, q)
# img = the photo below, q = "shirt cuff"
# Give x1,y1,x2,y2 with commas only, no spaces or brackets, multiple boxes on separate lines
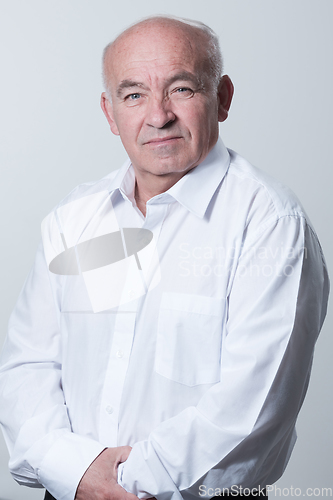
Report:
120,440,183,500
117,461,125,485
37,432,106,500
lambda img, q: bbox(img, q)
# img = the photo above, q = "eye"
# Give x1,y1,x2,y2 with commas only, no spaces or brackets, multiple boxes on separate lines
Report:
126,93,141,100
123,92,143,107
171,87,194,99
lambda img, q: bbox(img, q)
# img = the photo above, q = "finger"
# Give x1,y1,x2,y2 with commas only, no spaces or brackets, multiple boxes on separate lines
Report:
115,445,132,466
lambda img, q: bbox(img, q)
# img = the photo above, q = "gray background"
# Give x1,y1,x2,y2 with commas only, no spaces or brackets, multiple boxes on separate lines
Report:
0,0,332,499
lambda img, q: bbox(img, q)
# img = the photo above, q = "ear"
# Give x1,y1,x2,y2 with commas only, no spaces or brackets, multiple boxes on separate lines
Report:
100,92,120,136
217,75,234,122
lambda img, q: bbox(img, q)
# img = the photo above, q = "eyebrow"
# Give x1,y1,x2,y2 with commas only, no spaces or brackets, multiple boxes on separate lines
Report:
116,71,202,98
165,71,202,87
116,80,147,98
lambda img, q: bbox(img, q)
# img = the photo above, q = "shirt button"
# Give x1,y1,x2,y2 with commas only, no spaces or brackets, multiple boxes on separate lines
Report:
106,405,114,414
129,290,135,298
116,350,124,358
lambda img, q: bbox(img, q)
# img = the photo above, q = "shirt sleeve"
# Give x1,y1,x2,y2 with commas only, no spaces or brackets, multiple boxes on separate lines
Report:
118,215,329,500
0,241,106,500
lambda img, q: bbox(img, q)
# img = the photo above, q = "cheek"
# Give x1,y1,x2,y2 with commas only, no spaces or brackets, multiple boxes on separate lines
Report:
113,102,142,127
178,99,216,137
115,113,142,145
178,107,204,139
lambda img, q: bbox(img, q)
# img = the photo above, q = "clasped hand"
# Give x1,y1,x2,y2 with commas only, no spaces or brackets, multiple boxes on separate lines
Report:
75,446,139,500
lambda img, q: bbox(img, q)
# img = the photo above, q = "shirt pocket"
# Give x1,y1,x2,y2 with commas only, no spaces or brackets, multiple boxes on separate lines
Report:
154,293,224,387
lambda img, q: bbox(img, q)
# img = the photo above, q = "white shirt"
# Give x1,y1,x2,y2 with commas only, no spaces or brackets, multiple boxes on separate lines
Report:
0,139,329,500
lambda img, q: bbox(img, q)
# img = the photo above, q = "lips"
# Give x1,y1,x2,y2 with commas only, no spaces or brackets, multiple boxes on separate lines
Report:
144,136,182,145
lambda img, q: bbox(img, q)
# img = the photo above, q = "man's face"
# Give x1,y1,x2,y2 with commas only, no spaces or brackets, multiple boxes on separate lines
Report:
102,23,232,181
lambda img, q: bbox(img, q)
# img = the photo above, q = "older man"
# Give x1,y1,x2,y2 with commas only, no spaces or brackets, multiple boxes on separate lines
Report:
0,15,329,500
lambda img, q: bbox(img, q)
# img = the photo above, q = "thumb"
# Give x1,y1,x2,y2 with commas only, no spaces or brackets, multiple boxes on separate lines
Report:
115,445,132,467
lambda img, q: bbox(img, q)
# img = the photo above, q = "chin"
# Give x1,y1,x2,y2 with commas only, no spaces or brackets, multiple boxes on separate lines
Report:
155,163,191,177
156,155,195,172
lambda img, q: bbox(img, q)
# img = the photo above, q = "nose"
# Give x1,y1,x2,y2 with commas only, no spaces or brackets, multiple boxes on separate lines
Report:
146,97,176,129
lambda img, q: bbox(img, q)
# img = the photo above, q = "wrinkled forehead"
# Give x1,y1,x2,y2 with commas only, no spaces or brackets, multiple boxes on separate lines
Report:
105,22,209,85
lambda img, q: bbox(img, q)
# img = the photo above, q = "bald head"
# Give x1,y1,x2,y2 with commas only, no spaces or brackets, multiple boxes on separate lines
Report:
102,16,223,100
99,15,234,189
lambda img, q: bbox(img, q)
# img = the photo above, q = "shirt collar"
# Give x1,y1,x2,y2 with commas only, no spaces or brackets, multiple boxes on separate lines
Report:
106,137,230,218
167,138,230,218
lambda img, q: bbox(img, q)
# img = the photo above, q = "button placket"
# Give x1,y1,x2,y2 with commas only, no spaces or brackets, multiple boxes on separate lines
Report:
98,203,169,446
99,307,137,446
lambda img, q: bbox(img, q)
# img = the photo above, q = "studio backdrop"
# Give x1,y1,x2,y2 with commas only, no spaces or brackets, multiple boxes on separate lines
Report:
0,1,332,499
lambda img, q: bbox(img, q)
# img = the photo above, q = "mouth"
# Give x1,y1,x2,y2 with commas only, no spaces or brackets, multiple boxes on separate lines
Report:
144,136,182,146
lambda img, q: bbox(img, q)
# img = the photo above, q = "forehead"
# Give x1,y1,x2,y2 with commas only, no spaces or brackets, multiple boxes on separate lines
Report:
107,23,207,86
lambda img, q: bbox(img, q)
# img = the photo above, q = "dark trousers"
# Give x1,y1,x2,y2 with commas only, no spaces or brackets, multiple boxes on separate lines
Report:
44,492,56,500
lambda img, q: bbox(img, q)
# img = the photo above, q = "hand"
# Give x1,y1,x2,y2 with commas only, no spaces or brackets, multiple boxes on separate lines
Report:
75,446,139,500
